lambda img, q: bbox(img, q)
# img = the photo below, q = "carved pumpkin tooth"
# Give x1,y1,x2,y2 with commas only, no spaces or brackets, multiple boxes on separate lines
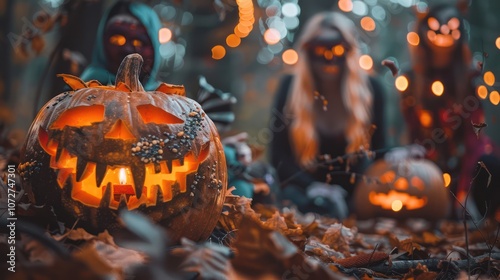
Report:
118,196,128,209
100,183,112,208
76,157,89,182
166,160,173,173
156,185,163,203
131,165,145,199
154,163,161,174
95,163,107,188
55,146,65,164
179,157,185,166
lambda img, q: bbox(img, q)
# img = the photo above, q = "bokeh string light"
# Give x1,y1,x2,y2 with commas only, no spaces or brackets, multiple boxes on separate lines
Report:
149,0,500,96
211,0,255,60
256,0,301,65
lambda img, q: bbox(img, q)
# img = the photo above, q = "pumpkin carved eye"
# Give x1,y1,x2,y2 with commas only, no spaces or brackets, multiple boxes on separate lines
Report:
137,104,184,124
50,105,105,129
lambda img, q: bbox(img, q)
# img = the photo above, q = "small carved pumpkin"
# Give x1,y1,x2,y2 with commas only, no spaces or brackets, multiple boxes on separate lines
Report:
353,158,450,220
19,54,227,241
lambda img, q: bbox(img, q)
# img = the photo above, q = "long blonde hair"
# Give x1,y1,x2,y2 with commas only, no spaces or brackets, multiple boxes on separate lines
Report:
285,12,373,168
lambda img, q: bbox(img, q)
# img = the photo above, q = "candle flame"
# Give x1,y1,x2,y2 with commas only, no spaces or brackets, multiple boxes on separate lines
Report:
391,200,403,212
119,168,127,184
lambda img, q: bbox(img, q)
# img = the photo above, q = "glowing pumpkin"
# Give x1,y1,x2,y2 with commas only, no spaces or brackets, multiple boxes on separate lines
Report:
19,54,227,241
353,158,450,220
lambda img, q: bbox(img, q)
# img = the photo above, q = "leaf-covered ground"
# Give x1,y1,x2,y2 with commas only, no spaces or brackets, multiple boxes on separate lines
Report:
1,185,500,280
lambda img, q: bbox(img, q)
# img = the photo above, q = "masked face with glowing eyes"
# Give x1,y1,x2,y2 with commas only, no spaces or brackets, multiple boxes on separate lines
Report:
103,14,154,84
306,28,349,81
421,6,463,50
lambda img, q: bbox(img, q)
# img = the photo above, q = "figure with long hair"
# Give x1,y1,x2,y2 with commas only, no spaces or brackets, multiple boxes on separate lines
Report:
396,4,500,218
269,12,387,218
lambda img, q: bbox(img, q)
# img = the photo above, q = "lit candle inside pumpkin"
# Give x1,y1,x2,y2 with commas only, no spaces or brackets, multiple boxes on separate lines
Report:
114,168,135,201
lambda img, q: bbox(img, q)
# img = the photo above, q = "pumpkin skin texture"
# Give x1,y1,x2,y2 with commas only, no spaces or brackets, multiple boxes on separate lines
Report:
19,54,227,242
353,159,450,221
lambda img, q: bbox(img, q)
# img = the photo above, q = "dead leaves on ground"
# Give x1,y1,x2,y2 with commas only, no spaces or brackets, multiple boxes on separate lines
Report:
2,194,500,279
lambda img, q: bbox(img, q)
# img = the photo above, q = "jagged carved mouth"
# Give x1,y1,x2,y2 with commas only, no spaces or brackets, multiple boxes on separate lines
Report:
368,190,427,211
39,135,210,210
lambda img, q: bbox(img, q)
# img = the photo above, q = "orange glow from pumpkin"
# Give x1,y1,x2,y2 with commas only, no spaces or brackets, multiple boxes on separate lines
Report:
395,76,409,92
410,176,425,191
369,190,427,211
394,177,408,191
119,168,127,184
484,71,495,86
50,105,105,129
477,85,488,99
392,200,403,212
282,49,298,65
47,144,211,209
39,101,213,209
490,91,500,105
407,32,420,46
443,173,451,187
137,104,184,124
496,37,500,49
105,120,135,140
431,81,444,96
379,171,396,184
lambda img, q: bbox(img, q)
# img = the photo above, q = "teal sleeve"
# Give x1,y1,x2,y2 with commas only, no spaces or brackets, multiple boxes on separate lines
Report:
224,145,254,198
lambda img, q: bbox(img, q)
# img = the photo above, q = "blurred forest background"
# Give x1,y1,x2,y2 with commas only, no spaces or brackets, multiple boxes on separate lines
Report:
1,0,500,154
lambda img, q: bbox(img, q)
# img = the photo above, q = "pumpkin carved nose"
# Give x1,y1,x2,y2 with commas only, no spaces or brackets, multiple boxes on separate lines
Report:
105,119,135,139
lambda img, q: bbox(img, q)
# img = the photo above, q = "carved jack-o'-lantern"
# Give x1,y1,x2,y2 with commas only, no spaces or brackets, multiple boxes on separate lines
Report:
354,159,450,221
19,54,227,241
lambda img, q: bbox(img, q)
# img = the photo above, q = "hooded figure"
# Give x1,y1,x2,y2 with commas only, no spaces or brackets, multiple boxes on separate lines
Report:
81,1,162,90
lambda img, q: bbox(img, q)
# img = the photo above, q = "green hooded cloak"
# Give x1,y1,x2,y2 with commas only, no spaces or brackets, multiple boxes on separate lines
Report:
80,1,162,90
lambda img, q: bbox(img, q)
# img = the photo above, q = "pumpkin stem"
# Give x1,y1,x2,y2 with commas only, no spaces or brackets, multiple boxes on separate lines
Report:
115,53,145,92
